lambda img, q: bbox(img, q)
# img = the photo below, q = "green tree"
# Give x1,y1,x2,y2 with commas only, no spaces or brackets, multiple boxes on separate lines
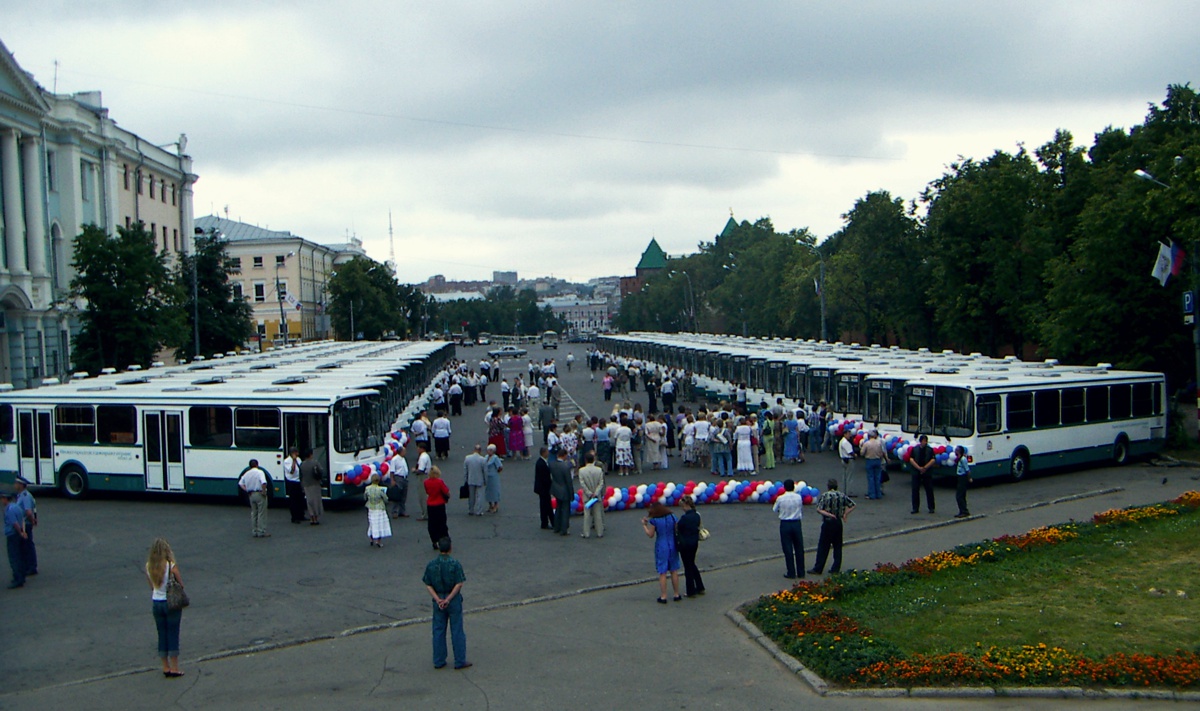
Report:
1041,85,1200,387
822,191,922,345
328,257,406,340
920,147,1049,355
172,228,253,360
70,223,181,372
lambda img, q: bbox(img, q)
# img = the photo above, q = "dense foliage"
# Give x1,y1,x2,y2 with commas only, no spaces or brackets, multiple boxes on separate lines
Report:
618,85,1200,390
430,285,565,338
171,228,254,360
70,223,182,372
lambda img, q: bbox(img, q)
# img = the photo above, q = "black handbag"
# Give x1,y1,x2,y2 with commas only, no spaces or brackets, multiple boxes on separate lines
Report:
386,483,404,502
459,483,470,499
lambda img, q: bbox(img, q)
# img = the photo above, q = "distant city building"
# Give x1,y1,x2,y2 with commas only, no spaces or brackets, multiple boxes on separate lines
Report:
420,274,491,295
430,291,485,303
620,238,668,297
540,296,611,335
194,216,365,345
492,270,518,286
0,38,196,387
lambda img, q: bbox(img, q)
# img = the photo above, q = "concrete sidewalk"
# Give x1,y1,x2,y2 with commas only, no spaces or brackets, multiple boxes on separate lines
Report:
4,478,1190,711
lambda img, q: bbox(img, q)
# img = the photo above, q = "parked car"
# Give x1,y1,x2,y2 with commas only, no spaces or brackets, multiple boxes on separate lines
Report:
487,345,528,358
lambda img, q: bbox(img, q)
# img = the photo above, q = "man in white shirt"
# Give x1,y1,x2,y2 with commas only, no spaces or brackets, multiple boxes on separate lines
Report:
448,382,464,416
432,412,453,460
282,447,305,524
387,446,409,518
772,479,804,578
838,431,857,496
501,379,511,410
238,459,271,538
526,383,540,407
414,441,433,521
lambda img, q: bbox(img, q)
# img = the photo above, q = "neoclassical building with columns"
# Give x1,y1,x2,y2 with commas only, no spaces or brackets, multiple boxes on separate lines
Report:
0,38,195,387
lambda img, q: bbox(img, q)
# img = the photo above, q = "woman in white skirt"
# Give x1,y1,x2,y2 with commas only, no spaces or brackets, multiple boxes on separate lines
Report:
735,419,756,473
615,416,635,475
364,473,392,547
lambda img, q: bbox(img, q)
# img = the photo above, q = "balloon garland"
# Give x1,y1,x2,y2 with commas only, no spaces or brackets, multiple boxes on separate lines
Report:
343,429,409,487
556,478,821,516
825,417,966,469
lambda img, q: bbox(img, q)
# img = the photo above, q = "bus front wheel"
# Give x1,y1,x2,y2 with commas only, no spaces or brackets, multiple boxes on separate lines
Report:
61,466,89,499
1112,437,1130,465
1009,450,1030,481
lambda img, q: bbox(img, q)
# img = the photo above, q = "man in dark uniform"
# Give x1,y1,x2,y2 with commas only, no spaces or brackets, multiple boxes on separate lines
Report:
549,447,574,536
3,490,28,588
533,447,554,530
909,434,936,514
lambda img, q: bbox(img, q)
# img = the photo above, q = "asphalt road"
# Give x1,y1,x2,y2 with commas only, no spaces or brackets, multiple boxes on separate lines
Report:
2,342,1195,710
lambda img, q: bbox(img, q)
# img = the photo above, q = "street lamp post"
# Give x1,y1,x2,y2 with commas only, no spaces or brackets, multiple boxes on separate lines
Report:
1135,161,1199,441
275,251,296,347
668,270,697,332
802,242,828,342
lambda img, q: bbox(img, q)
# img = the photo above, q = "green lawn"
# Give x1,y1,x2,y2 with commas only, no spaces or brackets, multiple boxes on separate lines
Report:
836,513,1199,657
743,497,1200,687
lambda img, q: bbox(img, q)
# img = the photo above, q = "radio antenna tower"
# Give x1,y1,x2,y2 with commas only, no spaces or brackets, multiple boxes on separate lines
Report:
387,210,397,275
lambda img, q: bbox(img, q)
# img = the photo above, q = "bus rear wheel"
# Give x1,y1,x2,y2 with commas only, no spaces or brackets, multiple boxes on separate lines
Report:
1009,450,1030,481
61,466,89,499
1112,437,1130,465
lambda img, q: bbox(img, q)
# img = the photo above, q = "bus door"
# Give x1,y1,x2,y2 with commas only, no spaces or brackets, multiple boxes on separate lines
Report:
17,409,53,485
284,412,330,494
143,411,185,491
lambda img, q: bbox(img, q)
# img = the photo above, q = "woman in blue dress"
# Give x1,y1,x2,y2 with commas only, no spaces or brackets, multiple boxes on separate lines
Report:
484,444,504,514
641,503,682,603
783,411,801,463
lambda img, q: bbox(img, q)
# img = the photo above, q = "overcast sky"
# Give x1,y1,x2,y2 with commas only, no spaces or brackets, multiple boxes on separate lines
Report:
6,2,1197,283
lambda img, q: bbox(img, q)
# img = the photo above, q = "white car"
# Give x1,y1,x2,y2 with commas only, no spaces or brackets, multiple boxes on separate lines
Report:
487,345,528,359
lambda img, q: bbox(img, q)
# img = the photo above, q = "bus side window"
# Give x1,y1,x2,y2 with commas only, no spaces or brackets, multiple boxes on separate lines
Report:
1061,388,1085,425
235,408,282,449
1034,390,1060,428
1086,386,1108,422
1006,392,1033,431
56,405,97,444
190,406,233,447
1131,383,1154,418
97,405,137,444
0,404,12,442
976,395,1001,434
1110,384,1132,420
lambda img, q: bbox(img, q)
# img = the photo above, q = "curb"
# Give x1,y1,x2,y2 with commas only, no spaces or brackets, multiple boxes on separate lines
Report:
725,609,828,696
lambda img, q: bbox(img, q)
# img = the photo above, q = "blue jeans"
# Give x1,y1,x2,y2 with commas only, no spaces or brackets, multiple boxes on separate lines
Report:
152,599,182,658
432,595,467,668
865,459,883,499
713,451,733,477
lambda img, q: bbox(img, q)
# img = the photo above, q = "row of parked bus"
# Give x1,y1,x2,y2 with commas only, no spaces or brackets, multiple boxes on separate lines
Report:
597,333,1166,481
0,340,455,500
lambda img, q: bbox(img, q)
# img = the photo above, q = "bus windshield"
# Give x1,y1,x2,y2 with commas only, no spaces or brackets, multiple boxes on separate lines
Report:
905,385,974,437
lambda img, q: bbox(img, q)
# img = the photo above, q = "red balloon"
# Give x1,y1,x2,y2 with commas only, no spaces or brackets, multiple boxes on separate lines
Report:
802,494,814,505
379,462,389,475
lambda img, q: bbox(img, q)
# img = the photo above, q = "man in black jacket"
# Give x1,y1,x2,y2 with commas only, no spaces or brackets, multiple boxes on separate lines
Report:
533,447,554,530
549,448,575,536
909,434,936,514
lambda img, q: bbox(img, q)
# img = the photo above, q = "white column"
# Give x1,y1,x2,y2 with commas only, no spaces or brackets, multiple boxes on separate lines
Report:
22,136,48,281
1,128,27,276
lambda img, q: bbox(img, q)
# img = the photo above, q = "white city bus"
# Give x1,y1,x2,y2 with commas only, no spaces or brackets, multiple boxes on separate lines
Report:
898,366,1166,480
0,340,453,499
541,330,559,349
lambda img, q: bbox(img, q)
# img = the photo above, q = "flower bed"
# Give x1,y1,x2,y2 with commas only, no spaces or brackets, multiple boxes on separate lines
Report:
742,492,1200,689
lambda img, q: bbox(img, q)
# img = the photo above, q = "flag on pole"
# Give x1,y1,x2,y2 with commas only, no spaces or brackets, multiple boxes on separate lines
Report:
813,277,822,296
1151,242,1173,286
285,293,303,310
1171,241,1185,277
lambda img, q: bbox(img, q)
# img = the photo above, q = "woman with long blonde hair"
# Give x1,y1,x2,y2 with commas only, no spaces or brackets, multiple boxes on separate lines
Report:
145,537,184,677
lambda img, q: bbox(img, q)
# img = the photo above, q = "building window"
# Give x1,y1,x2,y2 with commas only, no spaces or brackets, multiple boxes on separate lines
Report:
45,151,56,191
163,226,169,251
253,256,264,269
173,229,179,252
232,282,244,300
171,184,176,205
160,180,167,203
230,257,242,272
125,216,132,229
123,164,129,190
277,280,288,299
149,176,155,199
80,161,91,200
253,282,266,302
275,254,287,266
